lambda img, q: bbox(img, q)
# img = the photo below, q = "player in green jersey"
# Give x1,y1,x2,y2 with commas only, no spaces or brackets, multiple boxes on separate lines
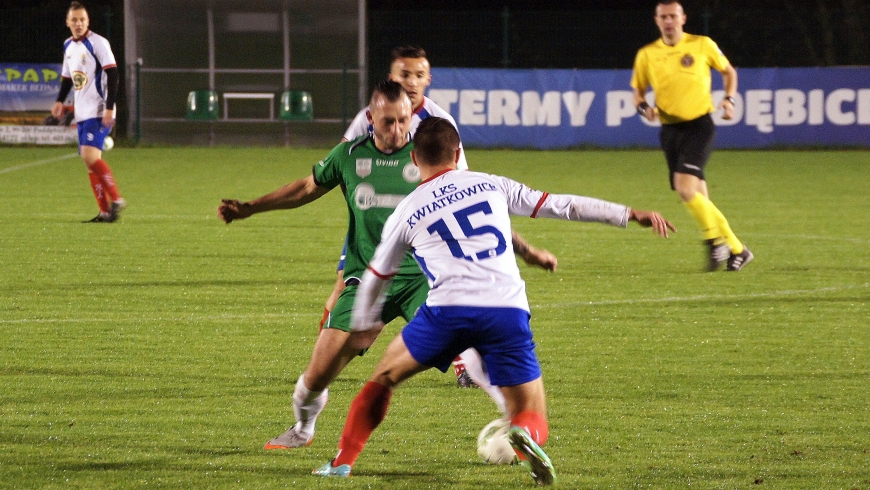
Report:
217,80,432,450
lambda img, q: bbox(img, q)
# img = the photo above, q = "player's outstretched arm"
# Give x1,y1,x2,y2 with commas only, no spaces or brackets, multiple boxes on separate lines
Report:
217,174,329,224
628,209,676,238
511,230,557,272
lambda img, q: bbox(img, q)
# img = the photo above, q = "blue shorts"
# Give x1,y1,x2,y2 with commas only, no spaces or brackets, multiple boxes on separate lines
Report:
77,117,110,150
402,305,541,387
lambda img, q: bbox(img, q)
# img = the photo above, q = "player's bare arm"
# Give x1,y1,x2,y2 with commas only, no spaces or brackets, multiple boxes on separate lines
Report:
628,209,676,238
51,101,64,119
633,86,657,122
511,230,558,272
217,174,329,224
102,108,115,129
718,64,738,120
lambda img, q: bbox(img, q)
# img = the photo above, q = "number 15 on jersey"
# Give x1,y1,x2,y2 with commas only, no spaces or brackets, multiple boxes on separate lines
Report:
426,202,507,261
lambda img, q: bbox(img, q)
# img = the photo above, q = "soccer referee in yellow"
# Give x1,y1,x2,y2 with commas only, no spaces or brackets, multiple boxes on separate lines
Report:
631,0,752,272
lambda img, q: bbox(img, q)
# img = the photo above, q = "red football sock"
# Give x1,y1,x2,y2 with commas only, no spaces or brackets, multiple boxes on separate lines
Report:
511,410,549,459
453,355,466,377
88,172,110,213
91,159,121,202
332,381,392,467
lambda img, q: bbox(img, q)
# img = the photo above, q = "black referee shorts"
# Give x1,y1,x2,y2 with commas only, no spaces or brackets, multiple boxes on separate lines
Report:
659,114,715,190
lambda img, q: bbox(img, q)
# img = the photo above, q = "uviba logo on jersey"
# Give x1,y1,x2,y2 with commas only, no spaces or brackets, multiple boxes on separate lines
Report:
355,158,372,178
354,183,406,211
403,163,420,182
72,71,88,90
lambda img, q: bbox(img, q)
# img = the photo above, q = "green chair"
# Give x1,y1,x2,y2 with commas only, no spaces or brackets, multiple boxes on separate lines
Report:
186,90,219,120
279,90,313,121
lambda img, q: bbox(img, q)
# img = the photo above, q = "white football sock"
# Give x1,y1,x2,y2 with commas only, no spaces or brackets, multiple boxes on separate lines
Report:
459,348,507,416
292,374,328,436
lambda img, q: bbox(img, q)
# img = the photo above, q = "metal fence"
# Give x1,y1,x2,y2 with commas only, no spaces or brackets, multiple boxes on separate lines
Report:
124,0,363,146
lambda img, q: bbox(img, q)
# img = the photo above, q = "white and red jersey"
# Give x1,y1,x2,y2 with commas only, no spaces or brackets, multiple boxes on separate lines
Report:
343,96,469,170
361,170,631,319
61,30,116,121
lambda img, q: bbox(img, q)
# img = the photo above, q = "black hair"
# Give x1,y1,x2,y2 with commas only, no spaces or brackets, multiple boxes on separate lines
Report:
390,45,428,63
68,1,87,14
370,78,408,104
413,117,460,166
657,0,682,9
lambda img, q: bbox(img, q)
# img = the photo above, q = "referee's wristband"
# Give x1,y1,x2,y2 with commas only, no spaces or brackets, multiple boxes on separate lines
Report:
724,96,736,105
636,101,650,115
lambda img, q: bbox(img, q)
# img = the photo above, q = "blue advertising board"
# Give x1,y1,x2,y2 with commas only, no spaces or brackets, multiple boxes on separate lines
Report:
0,63,64,112
427,67,870,149
0,63,77,144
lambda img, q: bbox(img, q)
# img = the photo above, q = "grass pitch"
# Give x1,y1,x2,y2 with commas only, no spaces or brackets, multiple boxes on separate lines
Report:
1,145,868,489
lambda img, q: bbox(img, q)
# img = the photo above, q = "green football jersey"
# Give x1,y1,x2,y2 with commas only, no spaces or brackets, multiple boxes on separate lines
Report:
312,135,422,280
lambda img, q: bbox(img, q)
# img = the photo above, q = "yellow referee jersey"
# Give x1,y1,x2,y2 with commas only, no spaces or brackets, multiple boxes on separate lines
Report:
631,33,731,125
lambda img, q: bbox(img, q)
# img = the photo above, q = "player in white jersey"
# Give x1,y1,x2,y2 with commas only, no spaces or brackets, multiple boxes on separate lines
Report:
52,1,126,223
328,46,556,404
313,118,674,485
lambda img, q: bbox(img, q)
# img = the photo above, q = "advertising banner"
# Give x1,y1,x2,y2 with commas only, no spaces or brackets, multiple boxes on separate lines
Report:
0,63,76,144
427,67,870,149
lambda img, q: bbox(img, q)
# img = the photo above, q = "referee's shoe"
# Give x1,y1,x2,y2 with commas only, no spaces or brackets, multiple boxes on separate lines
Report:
705,239,730,271
727,245,754,272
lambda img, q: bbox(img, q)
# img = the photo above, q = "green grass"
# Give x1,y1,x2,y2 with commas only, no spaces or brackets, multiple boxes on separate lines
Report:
1,146,868,489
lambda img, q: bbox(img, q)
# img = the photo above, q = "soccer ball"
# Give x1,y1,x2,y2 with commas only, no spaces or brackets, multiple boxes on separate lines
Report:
103,136,114,151
476,418,517,465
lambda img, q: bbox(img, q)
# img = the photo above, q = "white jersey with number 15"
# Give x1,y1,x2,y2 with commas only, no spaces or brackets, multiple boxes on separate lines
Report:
367,169,631,311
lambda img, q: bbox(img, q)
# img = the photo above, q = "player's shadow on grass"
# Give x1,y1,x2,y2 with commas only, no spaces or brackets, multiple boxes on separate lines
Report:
701,294,869,306
57,460,165,472
176,447,246,457
25,278,325,290
353,469,438,478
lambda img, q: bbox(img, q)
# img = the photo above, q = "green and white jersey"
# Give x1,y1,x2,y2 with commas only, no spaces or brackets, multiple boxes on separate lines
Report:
313,135,422,281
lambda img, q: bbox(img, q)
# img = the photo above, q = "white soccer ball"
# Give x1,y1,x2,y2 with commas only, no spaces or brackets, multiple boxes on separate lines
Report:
103,136,114,151
476,418,517,465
